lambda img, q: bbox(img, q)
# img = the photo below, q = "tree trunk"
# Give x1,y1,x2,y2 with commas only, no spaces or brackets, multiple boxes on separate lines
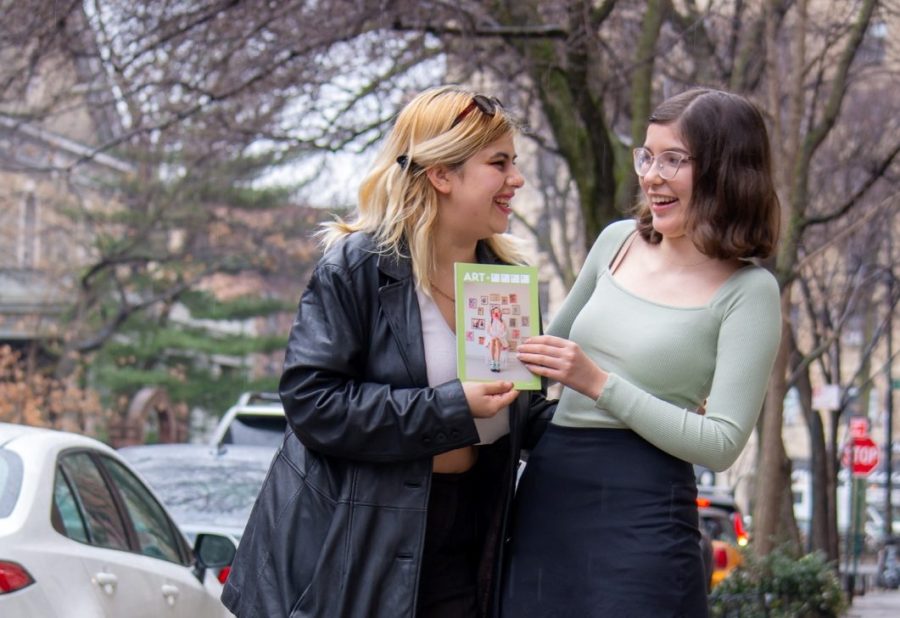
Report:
802,376,836,560
809,411,834,559
754,291,801,553
499,0,621,246
825,417,840,562
618,0,665,216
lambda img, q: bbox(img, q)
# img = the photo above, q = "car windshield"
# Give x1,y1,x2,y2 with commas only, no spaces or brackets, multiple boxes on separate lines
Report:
701,511,738,543
121,448,271,535
0,450,23,518
868,504,900,536
222,415,286,447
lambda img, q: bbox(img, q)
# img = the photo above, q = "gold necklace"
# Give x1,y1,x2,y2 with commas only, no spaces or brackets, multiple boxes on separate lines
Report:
431,282,455,303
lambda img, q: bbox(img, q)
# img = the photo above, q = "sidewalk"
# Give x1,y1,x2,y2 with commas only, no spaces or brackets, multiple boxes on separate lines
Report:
844,587,900,617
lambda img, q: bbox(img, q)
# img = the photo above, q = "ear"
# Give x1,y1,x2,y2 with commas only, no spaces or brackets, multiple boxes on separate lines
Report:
426,165,453,195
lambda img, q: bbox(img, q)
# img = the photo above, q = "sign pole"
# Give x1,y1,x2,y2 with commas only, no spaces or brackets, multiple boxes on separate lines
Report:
843,419,881,599
843,414,857,600
884,272,894,540
851,474,866,595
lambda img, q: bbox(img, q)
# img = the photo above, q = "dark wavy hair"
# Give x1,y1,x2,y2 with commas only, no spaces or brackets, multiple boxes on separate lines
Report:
634,88,780,259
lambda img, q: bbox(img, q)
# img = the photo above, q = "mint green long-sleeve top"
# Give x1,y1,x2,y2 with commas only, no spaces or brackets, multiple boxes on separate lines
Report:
548,219,782,472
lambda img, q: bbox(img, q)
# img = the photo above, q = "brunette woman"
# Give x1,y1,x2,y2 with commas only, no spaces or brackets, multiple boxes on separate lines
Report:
501,88,782,617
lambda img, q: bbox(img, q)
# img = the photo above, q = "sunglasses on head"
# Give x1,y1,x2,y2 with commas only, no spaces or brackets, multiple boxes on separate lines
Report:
396,94,504,171
450,94,503,129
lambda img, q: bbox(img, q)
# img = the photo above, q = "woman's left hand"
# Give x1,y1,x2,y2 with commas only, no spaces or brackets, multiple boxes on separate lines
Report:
516,335,608,400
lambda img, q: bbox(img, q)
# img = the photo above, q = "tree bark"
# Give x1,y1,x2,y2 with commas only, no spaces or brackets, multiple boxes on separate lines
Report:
754,291,802,554
751,0,879,555
496,0,620,246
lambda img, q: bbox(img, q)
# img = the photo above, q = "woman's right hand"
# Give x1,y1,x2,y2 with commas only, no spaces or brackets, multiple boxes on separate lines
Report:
516,335,608,400
462,381,518,418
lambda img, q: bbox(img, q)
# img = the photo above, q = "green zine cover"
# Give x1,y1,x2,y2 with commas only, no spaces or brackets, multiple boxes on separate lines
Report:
454,263,541,390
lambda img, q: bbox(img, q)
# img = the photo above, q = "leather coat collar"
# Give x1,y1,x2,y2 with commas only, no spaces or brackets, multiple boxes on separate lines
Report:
374,240,501,280
375,240,501,387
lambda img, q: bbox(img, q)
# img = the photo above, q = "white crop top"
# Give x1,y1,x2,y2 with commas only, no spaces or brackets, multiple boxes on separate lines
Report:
416,287,509,444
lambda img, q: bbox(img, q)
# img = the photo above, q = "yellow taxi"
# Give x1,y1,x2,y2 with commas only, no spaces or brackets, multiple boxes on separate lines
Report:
698,491,749,588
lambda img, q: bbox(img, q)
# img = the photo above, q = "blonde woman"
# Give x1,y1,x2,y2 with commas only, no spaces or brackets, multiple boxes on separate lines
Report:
222,87,554,618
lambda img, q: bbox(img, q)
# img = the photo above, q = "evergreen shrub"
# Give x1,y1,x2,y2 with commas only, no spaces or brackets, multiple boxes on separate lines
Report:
709,545,847,618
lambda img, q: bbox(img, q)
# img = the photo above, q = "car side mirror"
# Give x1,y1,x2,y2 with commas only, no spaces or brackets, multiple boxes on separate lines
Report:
192,533,237,582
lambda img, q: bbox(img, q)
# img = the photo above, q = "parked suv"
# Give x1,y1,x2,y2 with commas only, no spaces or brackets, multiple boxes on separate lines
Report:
210,391,286,449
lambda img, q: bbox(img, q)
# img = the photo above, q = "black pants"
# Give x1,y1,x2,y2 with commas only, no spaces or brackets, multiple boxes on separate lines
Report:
417,468,482,618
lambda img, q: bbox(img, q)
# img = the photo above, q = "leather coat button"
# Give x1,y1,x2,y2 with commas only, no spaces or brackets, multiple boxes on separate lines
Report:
436,432,447,443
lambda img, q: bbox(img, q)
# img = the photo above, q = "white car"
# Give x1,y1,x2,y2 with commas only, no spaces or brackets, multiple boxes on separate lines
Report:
209,391,286,449
0,422,235,617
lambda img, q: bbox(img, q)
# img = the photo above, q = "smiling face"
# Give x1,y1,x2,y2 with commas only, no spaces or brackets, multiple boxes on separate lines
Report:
434,133,524,243
639,122,694,240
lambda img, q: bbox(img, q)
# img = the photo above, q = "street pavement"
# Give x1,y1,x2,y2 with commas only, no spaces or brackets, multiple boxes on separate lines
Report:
844,587,900,617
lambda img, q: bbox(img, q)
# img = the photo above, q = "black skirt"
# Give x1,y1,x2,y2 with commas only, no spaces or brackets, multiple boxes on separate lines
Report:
500,425,709,618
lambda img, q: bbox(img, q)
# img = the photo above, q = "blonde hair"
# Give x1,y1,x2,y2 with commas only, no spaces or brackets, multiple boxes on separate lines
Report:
319,86,528,296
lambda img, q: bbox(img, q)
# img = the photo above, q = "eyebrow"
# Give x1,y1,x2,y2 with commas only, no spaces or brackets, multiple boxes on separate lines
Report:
641,146,690,155
489,152,517,161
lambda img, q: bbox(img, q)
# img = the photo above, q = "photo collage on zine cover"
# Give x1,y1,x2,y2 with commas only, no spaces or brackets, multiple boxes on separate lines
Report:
456,265,540,389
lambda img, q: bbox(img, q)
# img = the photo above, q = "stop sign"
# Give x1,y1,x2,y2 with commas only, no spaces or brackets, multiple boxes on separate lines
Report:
848,436,880,476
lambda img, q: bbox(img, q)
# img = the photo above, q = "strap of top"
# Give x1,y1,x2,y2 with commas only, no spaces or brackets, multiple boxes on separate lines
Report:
609,230,638,275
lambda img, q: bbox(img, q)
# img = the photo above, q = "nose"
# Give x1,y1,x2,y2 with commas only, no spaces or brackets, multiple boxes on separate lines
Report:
508,165,525,188
641,163,664,185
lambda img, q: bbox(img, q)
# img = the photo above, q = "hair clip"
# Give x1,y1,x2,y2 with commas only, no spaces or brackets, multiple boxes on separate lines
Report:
396,155,409,169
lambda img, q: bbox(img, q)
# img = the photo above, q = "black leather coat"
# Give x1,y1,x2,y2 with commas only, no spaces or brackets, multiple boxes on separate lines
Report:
221,232,553,618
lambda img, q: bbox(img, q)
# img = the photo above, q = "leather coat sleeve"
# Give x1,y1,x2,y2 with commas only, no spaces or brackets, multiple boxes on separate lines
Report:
280,262,481,463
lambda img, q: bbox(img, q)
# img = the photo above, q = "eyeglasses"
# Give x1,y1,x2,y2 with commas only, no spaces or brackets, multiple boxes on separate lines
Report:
450,95,503,129
632,148,693,180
